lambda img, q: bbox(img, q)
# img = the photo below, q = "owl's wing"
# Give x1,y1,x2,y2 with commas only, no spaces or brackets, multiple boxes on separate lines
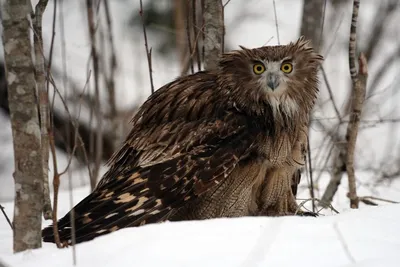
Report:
42,112,254,244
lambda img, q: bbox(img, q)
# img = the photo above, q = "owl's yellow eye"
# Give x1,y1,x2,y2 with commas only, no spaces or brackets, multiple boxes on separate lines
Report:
281,62,293,73
253,63,265,75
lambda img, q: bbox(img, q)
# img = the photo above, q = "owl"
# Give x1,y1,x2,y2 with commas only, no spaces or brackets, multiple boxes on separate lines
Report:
42,36,323,245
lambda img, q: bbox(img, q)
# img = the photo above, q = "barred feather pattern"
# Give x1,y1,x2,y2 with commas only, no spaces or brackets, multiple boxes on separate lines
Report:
42,36,323,244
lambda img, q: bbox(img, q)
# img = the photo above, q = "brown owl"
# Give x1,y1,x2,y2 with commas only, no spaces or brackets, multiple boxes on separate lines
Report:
42,36,323,245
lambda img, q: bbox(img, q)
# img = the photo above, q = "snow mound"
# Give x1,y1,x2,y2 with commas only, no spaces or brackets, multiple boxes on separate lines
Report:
1,204,399,267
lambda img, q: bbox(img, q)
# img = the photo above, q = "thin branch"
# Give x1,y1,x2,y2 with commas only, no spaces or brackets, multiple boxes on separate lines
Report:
193,0,201,71
86,0,103,190
103,0,120,151
321,66,342,123
0,204,13,230
49,123,62,248
223,0,231,7
296,198,340,214
306,135,316,212
359,196,399,204
186,0,194,74
272,0,280,45
139,0,155,93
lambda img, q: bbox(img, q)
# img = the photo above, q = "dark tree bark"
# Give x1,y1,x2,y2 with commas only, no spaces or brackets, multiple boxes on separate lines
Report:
1,0,43,252
300,0,325,51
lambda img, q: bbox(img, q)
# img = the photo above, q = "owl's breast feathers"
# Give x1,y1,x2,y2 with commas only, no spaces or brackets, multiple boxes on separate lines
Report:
42,72,274,244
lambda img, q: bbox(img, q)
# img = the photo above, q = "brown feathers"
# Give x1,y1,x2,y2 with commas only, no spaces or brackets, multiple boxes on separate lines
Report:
42,37,323,245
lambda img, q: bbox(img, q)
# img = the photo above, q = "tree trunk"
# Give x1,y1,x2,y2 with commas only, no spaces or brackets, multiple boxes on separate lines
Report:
300,0,325,50
1,0,44,252
203,0,224,70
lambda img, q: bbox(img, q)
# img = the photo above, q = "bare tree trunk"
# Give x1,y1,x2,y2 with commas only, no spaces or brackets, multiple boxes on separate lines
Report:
298,0,326,211
1,0,44,252
32,0,52,220
203,0,224,70
300,0,325,50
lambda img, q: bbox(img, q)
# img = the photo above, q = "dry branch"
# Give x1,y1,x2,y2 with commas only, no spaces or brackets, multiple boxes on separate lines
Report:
0,204,13,230
103,0,120,151
186,0,194,74
1,0,44,252
86,0,103,190
49,127,62,248
139,0,155,93
193,0,202,71
272,0,280,44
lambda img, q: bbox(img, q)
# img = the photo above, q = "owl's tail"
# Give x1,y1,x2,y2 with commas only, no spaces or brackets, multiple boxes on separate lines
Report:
42,172,173,245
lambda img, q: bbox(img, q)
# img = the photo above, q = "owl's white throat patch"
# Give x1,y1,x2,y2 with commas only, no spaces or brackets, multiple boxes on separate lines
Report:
267,95,298,118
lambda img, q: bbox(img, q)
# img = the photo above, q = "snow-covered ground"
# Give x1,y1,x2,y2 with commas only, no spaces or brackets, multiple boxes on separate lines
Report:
0,187,399,267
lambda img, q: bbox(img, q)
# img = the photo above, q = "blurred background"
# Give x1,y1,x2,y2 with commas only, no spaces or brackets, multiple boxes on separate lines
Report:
0,0,399,212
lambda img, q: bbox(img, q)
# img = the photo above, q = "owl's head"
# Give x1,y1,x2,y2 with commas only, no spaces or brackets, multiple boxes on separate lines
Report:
218,36,323,119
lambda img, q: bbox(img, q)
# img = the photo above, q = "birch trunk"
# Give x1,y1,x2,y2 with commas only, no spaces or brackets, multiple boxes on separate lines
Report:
1,0,44,252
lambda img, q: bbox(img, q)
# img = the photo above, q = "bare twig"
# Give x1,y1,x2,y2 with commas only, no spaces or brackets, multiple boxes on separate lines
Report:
0,204,13,230
296,198,340,214
272,0,280,45
86,0,103,190
193,0,201,71
49,125,62,248
186,0,194,74
139,0,155,93
103,0,120,151
306,135,316,212
223,0,231,7
360,195,399,204
321,67,342,123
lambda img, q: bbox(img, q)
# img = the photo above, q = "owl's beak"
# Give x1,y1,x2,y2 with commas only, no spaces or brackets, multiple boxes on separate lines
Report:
267,73,280,90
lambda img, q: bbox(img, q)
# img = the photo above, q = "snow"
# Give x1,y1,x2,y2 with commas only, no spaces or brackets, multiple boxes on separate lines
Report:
1,185,400,267
0,187,399,267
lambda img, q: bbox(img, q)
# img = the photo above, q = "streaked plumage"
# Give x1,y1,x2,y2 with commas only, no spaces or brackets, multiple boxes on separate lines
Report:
42,37,323,245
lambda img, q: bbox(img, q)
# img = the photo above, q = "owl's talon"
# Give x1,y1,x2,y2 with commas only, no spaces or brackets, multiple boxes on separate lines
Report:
296,211,318,217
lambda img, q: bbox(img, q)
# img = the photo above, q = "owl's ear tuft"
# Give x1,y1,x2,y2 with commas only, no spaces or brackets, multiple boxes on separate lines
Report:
295,36,313,50
239,45,249,50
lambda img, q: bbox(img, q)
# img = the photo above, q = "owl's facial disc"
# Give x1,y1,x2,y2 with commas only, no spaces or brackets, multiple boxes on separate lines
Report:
253,60,293,94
